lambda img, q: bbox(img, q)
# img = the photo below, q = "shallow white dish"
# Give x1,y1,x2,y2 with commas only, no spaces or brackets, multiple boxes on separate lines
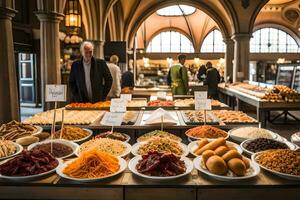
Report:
0,159,61,181
188,139,242,157
241,138,298,156
75,141,132,158
252,152,300,180
128,156,193,181
27,139,79,159
0,142,23,161
96,132,131,143
56,157,126,182
291,132,300,147
185,128,229,141
32,125,43,135
193,156,260,181
228,127,278,143
131,141,189,157
69,128,93,143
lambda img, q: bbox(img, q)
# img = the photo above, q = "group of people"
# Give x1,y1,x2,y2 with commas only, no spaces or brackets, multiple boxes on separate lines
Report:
69,42,220,104
69,41,134,103
167,54,220,99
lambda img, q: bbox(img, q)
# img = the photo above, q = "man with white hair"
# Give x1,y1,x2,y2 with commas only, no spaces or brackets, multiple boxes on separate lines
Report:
69,41,112,102
107,55,121,98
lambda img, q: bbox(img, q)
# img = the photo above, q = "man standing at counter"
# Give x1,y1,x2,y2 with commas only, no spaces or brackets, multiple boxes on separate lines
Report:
167,54,189,95
204,61,220,99
69,41,113,103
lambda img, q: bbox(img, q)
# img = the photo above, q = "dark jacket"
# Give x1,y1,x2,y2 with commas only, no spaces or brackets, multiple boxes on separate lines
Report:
204,67,220,99
69,57,113,103
121,71,134,88
197,65,207,81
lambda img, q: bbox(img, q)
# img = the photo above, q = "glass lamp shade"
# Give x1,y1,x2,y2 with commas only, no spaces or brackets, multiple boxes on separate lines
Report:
65,0,81,28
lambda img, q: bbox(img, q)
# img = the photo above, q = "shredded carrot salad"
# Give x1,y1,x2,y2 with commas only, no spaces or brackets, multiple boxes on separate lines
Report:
63,149,120,178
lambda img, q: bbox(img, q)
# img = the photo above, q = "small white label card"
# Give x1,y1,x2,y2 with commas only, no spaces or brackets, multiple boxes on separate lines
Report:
120,94,132,101
194,91,207,100
157,91,167,100
110,98,127,113
101,112,124,126
45,84,67,102
195,99,212,110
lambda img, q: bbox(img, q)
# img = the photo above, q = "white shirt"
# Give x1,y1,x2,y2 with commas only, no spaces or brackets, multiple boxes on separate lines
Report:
83,61,92,100
107,63,121,97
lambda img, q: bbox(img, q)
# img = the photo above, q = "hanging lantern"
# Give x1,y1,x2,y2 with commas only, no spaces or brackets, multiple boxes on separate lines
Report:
65,0,81,28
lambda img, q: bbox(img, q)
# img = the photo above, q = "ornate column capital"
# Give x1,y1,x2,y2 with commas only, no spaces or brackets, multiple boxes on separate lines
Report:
223,38,234,45
231,33,251,41
35,11,64,23
0,6,17,20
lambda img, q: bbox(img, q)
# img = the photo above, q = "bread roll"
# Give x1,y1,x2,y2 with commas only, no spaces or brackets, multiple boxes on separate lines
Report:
202,150,215,164
206,155,228,175
195,138,226,155
214,146,229,156
194,139,209,153
222,150,242,162
227,158,246,176
242,156,250,169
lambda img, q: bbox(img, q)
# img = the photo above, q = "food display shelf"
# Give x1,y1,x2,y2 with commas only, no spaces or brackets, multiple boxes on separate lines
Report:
218,84,300,128
0,155,299,200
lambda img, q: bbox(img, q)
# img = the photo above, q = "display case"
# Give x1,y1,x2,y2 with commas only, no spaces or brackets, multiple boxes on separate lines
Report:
276,63,300,92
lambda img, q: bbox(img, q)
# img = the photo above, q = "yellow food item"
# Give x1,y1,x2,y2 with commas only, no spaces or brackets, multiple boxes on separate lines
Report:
79,138,126,156
205,155,228,175
194,139,209,153
54,126,90,141
16,136,39,146
242,156,250,169
138,138,183,156
0,140,16,158
222,150,242,162
194,138,226,155
227,158,246,176
63,149,120,178
202,150,215,164
214,146,229,156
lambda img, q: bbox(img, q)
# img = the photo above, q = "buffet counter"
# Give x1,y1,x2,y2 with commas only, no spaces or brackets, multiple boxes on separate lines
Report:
218,84,300,127
0,157,299,200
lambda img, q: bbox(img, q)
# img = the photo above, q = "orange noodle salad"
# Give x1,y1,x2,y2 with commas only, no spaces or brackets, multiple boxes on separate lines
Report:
63,149,120,178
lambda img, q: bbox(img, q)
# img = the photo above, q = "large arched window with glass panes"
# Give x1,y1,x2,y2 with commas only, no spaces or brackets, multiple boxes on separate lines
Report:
200,29,225,53
250,28,300,53
146,31,194,53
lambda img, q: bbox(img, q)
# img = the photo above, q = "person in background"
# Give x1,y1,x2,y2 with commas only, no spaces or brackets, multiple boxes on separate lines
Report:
69,41,112,103
107,55,122,98
167,54,189,95
204,61,220,99
121,60,134,88
197,65,207,82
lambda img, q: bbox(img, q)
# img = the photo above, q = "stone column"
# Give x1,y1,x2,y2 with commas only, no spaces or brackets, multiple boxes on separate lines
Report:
231,34,251,82
36,12,63,110
224,38,234,83
90,40,105,59
0,5,20,123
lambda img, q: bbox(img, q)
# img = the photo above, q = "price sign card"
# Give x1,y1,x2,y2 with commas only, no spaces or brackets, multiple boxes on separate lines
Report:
101,112,124,126
157,91,167,100
120,94,132,101
194,91,207,100
110,98,127,113
195,99,212,110
45,84,67,102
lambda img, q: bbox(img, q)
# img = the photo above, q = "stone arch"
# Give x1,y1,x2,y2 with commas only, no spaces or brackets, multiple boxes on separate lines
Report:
125,0,232,49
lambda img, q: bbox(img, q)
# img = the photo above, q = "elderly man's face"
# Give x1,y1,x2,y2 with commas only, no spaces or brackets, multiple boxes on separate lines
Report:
82,44,93,63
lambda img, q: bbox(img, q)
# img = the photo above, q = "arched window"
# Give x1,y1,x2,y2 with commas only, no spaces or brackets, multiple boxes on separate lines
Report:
156,5,196,16
146,31,194,53
200,30,225,53
250,28,300,53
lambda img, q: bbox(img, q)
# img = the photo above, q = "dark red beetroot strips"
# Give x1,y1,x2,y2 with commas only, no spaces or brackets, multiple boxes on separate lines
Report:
0,149,58,176
136,151,186,176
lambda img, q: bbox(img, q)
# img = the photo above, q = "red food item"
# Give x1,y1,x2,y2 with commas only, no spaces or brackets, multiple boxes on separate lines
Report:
136,151,186,176
147,100,174,107
0,149,58,176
